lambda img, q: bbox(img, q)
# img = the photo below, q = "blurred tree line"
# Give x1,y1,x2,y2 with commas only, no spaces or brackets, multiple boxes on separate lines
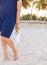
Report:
21,0,47,21
20,14,47,21
22,0,47,10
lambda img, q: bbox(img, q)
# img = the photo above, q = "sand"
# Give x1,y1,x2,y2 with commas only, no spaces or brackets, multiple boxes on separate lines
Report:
0,22,47,65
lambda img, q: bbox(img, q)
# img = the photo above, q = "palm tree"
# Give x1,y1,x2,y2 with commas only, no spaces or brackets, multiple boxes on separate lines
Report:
22,0,47,10
34,0,47,10
22,0,33,9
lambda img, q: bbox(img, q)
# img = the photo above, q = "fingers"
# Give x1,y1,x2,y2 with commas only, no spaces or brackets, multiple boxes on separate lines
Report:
16,25,20,32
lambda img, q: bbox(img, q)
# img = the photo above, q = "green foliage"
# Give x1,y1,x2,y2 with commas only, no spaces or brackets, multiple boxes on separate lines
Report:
20,14,31,20
20,14,47,21
41,17,46,21
32,14,36,20
37,16,47,21
41,17,47,21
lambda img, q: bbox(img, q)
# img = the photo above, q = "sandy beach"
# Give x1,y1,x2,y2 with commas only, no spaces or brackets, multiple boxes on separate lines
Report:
0,22,47,65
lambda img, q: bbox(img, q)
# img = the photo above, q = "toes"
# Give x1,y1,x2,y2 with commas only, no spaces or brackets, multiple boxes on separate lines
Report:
13,57,19,61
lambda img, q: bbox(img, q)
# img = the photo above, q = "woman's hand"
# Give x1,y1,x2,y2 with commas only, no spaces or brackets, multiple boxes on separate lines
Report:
15,23,20,33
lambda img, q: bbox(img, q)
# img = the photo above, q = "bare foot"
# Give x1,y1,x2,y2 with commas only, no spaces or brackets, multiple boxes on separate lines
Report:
4,55,10,60
13,56,19,60
4,57,10,60
13,51,19,60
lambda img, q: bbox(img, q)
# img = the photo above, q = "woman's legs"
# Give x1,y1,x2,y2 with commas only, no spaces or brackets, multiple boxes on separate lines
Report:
0,31,8,60
1,36,18,60
1,40,8,60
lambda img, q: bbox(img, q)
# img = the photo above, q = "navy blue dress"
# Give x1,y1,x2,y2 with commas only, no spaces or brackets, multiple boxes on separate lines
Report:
0,0,18,38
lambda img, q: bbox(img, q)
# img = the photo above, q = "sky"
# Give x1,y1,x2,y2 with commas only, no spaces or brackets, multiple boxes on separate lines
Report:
20,7,31,16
